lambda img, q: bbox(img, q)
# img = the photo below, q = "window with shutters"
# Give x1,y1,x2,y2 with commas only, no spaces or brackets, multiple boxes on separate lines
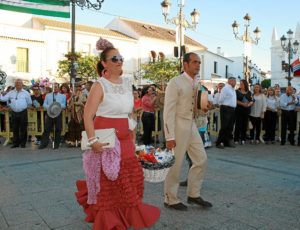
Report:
16,47,29,72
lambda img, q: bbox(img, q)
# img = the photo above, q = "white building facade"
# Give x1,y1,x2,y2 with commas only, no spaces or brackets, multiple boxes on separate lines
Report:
271,23,300,89
0,11,206,87
195,48,233,90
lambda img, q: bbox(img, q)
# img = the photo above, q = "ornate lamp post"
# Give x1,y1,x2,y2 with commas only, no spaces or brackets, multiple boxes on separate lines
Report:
232,13,261,83
160,0,200,72
69,0,105,87
280,29,299,86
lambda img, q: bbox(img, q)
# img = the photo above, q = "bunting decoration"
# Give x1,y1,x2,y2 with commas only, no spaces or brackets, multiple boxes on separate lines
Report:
291,59,300,77
0,0,70,18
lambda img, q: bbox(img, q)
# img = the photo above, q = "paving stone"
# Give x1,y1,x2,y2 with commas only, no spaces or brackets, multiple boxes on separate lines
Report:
35,203,80,229
53,220,91,230
0,143,299,229
0,210,9,229
1,203,41,226
8,221,50,230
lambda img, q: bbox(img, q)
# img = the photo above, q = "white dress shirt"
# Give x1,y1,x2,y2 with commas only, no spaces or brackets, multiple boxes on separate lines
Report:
0,89,32,112
218,83,237,108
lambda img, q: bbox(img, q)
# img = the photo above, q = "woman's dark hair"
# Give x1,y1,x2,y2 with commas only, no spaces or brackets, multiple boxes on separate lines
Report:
240,79,249,92
96,61,105,77
96,47,117,77
60,83,70,92
141,86,150,98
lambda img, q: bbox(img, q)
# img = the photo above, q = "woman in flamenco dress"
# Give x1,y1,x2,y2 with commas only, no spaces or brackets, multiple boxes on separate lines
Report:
75,37,160,230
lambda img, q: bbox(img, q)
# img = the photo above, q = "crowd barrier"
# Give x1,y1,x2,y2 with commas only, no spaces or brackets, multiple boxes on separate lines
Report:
1,107,299,146
0,107,70,146
149,108,300,144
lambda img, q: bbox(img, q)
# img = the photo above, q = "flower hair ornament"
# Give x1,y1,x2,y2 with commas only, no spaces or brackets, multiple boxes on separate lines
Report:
96,37,114,51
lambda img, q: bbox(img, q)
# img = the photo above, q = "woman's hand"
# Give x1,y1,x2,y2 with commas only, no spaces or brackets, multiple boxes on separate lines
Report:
91,141,109,153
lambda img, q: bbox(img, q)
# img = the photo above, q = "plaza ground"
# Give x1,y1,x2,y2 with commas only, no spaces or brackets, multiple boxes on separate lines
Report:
0,140,299,230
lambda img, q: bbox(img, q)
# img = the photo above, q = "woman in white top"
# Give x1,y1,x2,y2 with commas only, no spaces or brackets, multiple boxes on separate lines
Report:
264,87,279,143
75,38,160,230
249,84,266,144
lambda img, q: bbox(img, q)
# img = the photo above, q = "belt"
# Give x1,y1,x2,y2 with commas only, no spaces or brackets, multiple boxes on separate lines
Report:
220,105,235,110
143,111,154,114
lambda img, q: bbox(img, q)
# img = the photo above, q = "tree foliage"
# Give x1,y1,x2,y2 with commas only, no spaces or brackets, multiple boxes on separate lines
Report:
261,79,271,89
141,59,179,85
57,52,99,81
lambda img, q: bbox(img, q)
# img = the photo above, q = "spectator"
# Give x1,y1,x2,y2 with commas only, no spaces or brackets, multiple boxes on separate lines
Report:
249,84,266,144
279,86,297,146
60,83,71,104
0,79,32,148
31,84,44,145
234,80,253,145
264,87,279,144
39,83,66,149
216,77,237,149
213,83,225,106
65,82,86,147
42,86,52,101
82,81,93,98
141,86,156,146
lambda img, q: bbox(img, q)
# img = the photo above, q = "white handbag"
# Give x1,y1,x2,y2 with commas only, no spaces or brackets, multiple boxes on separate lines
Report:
81,128,116,151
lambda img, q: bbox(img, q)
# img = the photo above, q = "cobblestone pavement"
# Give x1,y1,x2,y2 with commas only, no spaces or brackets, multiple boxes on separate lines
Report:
0,139,299,230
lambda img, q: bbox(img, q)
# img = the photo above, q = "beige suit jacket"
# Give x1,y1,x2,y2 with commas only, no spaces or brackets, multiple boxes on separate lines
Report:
163,73,196,140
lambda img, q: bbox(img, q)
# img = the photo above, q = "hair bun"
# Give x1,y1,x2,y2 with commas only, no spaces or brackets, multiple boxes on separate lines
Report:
96,37,114,51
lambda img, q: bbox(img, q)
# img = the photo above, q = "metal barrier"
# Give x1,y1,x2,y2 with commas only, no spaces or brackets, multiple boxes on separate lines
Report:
0,107,70,146
1,107,299,146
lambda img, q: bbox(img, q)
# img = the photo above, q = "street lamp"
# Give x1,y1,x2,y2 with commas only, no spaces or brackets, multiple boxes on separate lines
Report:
69,0,105,88
280,29,299,86
232,13,261,83
160,0,200,72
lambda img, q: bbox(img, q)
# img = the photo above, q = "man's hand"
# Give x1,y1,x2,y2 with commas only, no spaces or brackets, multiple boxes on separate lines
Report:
166,140,176,150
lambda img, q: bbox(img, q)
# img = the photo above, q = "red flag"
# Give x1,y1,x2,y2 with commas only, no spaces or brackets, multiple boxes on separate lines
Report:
291,59,300,77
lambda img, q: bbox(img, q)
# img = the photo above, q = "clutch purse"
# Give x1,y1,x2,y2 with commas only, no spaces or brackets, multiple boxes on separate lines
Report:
81,128,116,151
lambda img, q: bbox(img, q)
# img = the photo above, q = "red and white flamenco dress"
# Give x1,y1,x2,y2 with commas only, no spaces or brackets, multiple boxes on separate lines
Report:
75,77,160,230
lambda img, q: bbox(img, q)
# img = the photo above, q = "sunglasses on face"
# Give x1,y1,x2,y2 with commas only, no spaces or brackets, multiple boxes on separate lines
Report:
108,55,124,63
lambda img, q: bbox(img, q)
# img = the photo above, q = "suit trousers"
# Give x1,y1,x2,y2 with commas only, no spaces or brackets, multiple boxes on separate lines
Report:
11,110,28,146
41,113,62,148
216,105,235,145
281,110,296,144
164,118,207,205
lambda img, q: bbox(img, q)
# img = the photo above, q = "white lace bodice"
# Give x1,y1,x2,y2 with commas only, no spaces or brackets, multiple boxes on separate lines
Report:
96,77,133,118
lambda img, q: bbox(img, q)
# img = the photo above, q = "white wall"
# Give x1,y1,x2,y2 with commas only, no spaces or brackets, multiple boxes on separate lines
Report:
271,24,300,89
0,23,44,86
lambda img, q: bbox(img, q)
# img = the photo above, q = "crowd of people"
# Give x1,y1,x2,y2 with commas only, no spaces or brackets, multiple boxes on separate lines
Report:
1,74,300,150
0,79,94,149
214,79,300,148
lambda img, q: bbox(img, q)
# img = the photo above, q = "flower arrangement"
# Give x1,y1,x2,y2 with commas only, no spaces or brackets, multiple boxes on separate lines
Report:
136,146,175,183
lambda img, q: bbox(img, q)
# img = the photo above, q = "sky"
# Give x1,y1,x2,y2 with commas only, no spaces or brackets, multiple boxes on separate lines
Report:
71,0,300,72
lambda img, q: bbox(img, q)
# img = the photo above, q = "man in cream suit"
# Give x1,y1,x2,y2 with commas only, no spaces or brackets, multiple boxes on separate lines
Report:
163,52,212,211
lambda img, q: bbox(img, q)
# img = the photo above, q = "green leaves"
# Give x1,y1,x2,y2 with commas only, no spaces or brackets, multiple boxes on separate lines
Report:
141,59,179,85
57,52,100,81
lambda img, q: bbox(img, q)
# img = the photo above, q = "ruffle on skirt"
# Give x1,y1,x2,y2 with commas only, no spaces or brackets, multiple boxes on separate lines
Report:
75,156,160,230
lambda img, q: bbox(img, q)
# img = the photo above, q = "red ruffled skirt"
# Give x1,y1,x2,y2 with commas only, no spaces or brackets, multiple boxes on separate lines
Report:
75,117,160,230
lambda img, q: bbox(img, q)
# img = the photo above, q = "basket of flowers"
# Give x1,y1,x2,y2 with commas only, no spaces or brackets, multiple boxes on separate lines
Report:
136,146,175,183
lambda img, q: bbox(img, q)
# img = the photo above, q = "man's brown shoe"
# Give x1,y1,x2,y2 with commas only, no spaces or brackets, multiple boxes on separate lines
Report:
164,202,187,211
187,196,212,208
